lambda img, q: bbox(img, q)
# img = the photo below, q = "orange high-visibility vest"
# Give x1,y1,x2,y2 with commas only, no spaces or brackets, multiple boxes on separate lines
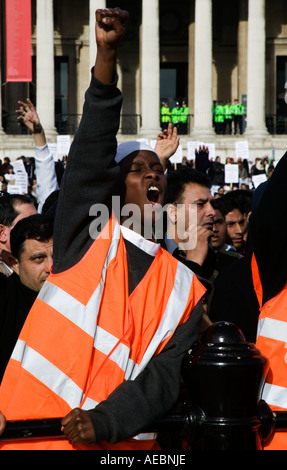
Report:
252,254,287,450
0,215,205,450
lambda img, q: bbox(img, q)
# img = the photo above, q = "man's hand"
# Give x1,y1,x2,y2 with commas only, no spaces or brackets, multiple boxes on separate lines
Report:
180,223,213,266
0,412,6,436
16,99,42,134
155,123,179,171
195,144,209,155
96,8,129,50
94,8,129,84
61,408,96,445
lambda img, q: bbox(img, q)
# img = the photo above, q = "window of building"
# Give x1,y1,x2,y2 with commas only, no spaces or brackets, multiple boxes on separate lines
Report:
55,56,69,134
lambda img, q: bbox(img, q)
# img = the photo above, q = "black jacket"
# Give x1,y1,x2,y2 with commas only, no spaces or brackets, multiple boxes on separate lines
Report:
249,152,287,306
0,272,37,383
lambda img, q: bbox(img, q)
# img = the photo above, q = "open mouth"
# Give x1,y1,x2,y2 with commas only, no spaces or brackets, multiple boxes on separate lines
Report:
147,186,161,206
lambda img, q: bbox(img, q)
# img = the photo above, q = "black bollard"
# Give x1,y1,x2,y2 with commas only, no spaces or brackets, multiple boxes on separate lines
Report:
181,321,268,450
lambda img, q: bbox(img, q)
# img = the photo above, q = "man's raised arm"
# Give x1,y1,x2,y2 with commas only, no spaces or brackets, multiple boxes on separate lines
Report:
94,8,128,84
52,9,128,273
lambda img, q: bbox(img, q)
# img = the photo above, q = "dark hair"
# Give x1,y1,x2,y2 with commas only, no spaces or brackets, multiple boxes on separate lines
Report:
10,213,54,260
0,197,16,226
0,194,36,226
165,167,210,205
222,190,253,215
211,197,226,214
214,193,242,217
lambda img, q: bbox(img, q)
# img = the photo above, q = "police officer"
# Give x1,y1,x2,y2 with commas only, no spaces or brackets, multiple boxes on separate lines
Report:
171,101,181,131
160,101,171,131
224,100,233,135
179,101,189,134
232,99,245,135
214,101,225,134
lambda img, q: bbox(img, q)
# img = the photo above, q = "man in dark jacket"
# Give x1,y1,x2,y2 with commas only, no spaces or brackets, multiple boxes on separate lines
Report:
0,214,53,382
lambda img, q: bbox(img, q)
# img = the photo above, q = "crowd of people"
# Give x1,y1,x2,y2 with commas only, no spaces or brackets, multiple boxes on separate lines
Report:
166,151,274,195
0,8,285,451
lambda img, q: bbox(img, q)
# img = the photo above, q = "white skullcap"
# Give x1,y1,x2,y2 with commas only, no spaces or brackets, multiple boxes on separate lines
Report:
115,141,160,164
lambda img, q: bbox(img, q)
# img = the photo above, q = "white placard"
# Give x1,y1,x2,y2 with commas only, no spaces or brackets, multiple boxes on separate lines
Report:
252,173,267,188
187,141,202,159
57,135,71,156
235,141,249,160
225,164,239,184
7,184,24,195
169,144,183,163
11,159,25,173
11,160,28,194
204,143,216,160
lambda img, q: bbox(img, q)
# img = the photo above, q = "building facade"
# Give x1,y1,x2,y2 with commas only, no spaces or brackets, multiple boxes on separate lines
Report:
1,0,287,161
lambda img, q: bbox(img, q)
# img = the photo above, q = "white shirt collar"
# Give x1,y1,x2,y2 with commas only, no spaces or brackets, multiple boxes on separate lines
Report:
120,225,160,257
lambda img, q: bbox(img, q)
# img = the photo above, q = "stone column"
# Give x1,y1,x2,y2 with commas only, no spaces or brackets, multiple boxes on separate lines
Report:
245,0,268,136
237,0,248,103
89,0,106,70
36,0,57,135
188,1,195,133
140,0,161,137
191,0,214,138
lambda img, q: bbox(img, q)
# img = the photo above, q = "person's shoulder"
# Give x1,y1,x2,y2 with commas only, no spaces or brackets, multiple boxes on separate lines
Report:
0,271,9,284
0,271,10,294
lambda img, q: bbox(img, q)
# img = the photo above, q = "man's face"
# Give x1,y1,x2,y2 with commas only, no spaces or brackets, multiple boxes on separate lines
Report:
173,183,215,243
7,202,37,252
120,151,166,236
13,237,53,292
210,209,227,249
0,202,37,253
225,208,247,249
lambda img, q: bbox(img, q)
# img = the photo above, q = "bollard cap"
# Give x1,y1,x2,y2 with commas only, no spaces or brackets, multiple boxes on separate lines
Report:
184,321,267,363
201,321,246,345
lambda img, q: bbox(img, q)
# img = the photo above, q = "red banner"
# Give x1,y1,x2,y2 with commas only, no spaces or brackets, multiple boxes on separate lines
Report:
6,0,32,82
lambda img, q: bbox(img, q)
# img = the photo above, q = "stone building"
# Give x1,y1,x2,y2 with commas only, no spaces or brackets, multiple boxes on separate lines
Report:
1,0,287,161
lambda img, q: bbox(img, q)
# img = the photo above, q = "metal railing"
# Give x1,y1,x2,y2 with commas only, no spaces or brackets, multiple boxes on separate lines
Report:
1,113,142,136
3,113,287,136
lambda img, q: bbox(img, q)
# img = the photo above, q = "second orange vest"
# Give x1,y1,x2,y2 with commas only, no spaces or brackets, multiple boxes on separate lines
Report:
252,254,287,450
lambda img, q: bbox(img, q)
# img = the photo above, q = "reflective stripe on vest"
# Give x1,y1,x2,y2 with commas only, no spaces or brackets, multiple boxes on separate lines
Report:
0,214,206,449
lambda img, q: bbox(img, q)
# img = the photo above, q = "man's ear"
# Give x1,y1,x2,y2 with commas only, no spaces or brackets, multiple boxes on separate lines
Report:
0,224,9,243
9,255,19,275
166,204,177,225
